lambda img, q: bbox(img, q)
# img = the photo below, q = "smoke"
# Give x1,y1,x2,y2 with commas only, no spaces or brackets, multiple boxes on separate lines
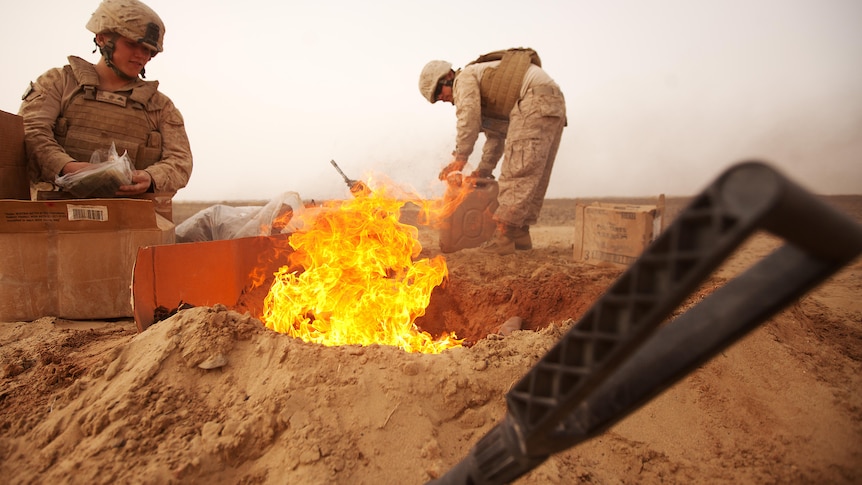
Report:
1,0,860,201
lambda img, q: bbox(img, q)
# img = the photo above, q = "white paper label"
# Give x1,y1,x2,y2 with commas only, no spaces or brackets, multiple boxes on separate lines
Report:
67,205,109,222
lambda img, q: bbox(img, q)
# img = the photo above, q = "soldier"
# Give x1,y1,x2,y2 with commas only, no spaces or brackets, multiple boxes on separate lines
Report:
419,48,566,255
19,0,192,200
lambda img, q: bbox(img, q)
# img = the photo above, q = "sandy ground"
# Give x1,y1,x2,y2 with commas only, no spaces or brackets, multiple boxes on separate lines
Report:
1,195,860,484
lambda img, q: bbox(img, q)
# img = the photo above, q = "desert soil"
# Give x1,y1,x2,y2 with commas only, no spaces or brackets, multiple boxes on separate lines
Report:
1,195,860,484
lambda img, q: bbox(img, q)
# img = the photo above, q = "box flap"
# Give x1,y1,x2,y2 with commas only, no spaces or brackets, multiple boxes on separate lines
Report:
0,110,30,200
0,199,160,233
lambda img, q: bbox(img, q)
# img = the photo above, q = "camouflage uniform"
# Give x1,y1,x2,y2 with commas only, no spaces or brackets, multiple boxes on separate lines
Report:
452,61,566,228
19,56,192,196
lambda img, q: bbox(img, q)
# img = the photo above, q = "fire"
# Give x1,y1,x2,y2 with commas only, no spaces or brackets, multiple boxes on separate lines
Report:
261,183,462,353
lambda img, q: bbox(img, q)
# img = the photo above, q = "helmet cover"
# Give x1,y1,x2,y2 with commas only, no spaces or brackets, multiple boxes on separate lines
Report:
419,60,453,103
86,0,165,53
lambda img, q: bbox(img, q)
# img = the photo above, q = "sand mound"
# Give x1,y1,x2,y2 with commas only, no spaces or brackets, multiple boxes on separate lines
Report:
2,196,860,484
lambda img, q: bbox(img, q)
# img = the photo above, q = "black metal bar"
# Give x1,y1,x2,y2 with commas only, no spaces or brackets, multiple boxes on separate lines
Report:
427,160,862,485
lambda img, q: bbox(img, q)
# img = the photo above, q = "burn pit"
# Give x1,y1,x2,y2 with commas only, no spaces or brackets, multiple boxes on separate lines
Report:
233,240,614,348
227,200,620,351
406,204,620,345
414,247,618,345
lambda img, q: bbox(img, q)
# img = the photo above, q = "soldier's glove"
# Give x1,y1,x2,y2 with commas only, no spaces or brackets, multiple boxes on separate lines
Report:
470,168,494,180
438,159,467,181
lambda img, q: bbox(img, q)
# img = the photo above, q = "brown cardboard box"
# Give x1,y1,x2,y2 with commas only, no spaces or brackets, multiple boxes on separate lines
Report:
0,198,175,321
0,110,31,200
573,197,665,268
132,234,292,332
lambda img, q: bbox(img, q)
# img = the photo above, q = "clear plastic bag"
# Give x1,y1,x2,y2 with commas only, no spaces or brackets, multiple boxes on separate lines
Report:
55,142,134,198
175,192,305,243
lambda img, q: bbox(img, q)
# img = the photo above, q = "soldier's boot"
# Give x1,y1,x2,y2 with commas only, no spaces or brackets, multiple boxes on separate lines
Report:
512,225,532,250
480,223,517,256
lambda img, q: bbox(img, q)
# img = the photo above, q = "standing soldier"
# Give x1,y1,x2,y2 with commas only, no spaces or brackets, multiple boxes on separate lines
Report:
419,48,566,255
19,0,192,201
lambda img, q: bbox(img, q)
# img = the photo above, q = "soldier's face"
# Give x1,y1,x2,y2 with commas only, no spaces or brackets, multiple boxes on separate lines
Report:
102,34,155,78
436,84,454,104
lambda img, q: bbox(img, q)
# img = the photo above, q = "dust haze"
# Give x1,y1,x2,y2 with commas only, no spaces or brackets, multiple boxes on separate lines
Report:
1,0,859,201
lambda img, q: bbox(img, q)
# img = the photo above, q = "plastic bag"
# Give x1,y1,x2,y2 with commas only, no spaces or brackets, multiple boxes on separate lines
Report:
175,192,305,243
55,142,134,198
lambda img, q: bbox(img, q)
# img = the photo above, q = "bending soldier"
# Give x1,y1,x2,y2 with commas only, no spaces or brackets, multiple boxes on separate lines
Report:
419,48,566,255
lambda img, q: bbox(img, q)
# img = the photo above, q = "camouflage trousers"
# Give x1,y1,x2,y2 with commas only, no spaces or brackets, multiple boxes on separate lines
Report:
493,84,566,227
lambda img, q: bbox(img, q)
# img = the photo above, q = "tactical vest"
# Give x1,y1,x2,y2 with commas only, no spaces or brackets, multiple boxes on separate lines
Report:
54,58,162,169
469,48,542,120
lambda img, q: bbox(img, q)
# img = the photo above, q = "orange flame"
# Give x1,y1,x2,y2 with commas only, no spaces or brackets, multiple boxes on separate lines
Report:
261,183,462,353
411,175,479,229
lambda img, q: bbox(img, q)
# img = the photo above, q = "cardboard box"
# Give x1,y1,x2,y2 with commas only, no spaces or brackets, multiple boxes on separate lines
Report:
0,110,31,200
573,197,665,268
0,199,175,321
132,234,293,332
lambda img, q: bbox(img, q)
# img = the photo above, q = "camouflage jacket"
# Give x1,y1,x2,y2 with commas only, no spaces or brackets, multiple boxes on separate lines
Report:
452,61,556,166
19,56,192,195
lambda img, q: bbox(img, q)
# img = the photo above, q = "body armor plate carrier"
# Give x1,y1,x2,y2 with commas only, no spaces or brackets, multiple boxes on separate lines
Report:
470,48,542,121
54,58,162,169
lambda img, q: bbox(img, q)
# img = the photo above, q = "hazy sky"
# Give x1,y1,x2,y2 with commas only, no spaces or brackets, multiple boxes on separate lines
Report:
1,0,860,202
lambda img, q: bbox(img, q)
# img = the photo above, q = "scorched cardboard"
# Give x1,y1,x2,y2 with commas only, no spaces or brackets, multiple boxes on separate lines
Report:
132,234,292,332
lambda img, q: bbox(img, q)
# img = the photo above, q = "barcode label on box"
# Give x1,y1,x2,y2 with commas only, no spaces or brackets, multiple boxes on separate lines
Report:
67,205,109,222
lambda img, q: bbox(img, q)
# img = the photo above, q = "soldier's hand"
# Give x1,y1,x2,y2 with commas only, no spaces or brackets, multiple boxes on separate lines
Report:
117,170,154,196
438,160,467,181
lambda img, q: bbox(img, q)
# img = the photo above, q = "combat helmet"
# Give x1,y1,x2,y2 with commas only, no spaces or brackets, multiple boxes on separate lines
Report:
86,0,165,54
418,60,452,103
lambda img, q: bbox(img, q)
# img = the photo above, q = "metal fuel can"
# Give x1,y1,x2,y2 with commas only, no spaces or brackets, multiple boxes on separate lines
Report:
438,177,499,253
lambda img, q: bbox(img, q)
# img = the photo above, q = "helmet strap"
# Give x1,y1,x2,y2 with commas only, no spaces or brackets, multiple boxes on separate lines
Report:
94,34,143,81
